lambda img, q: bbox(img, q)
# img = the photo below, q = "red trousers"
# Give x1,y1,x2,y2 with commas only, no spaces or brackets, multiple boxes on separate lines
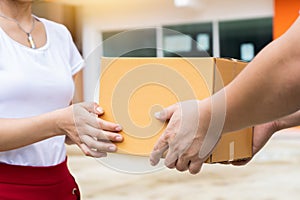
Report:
0,158,80,200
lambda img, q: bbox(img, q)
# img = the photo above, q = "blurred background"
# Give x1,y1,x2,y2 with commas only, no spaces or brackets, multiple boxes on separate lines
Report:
32,0,299,102
32,1,300,199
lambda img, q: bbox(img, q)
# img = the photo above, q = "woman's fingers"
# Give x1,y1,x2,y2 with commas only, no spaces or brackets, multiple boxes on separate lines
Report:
70,102,125,157
99,130,123,142
80,135,118,153
79,143,108,158
78,126,123,143
97,118,122,132
78,102,104,115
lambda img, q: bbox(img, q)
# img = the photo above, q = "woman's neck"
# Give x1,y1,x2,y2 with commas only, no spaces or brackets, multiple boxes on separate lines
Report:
0,0,33,23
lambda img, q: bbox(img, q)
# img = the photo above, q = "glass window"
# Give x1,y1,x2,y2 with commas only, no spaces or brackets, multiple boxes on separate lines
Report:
164,35,192,52
197,33,210,51
102,28,157,57
163,22,213,57
240,43,255,61
219,18,273,61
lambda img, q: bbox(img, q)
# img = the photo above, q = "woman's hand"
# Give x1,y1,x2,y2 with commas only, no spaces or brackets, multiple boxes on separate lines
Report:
56,102,123,158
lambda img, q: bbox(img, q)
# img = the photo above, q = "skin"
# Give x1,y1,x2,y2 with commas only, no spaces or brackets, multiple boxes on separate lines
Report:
231,110,300,166
0,0,123,157
150,16,300,174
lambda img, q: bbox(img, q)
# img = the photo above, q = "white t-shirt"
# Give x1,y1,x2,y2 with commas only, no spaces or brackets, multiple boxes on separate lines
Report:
0,17,84,166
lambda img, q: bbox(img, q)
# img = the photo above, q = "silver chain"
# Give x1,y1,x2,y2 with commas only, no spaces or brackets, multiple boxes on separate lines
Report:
0,13,36,48
0,13,35,34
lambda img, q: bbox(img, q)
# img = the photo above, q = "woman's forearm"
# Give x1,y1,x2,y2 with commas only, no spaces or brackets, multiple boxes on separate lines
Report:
0,102,124,157
0,110,63,151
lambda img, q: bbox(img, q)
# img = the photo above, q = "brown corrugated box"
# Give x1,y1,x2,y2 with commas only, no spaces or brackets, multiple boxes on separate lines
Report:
99,57,253,163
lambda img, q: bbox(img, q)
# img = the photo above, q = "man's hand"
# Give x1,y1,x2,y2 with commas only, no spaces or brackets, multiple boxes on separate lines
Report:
150,100,220,174
230,121,278,165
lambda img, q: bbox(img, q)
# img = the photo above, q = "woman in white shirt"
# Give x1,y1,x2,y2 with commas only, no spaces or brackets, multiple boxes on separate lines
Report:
0,0,123,199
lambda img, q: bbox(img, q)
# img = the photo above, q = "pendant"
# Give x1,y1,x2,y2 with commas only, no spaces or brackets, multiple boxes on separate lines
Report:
27,33,36,49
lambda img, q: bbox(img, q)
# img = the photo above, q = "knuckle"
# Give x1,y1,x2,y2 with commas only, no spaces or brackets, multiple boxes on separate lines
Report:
181,151,197,160
153,145,161,151
172,143,184,154
98,119,105,129
95,130,106,139
164,130,175,140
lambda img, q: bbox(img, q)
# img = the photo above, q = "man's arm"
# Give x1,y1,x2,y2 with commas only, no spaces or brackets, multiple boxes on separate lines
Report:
231,110,300,165
150,16,300,174
224,16,300,131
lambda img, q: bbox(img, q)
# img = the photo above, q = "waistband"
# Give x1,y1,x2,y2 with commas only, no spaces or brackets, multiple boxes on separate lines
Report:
0,157,70,185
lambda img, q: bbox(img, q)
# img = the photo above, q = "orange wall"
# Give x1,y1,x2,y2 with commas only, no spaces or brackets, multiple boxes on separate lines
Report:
273,0,300,39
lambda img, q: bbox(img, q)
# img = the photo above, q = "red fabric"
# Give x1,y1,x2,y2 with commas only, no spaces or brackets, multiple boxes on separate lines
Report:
0,158,80,200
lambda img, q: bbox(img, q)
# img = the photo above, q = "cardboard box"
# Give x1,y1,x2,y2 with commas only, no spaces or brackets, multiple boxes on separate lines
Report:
99,57,253,163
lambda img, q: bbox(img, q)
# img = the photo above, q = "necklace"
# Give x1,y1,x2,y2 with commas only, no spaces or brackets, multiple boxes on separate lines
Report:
0,13,36,49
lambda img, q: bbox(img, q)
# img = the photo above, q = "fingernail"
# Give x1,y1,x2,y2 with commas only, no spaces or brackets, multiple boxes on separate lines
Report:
116,135,123,141
154,112,161,119
108,145,116,151
96,107,104,114
115,125,122,131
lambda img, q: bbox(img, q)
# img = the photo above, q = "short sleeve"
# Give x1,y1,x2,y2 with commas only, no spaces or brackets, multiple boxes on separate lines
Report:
65,30,85,75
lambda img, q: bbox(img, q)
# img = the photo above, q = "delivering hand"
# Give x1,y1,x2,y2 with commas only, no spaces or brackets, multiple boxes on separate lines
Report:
150,100,222,174
230,122,278,165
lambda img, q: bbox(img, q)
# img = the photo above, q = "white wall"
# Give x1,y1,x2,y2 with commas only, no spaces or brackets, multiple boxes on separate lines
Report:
81,0,273,31
80,0,274,101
